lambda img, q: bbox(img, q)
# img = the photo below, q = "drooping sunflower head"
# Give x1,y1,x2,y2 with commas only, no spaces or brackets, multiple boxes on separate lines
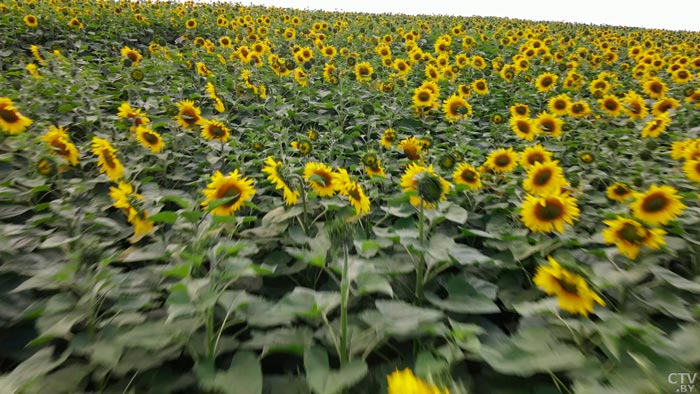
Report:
304,162,336,197
520,192,580,234
91,137,124,181
400,163,450,208
201,170,256,216
629,184,685,226
262,156,299,205
485,147,518,173
42,125,79,166
533,256,605,316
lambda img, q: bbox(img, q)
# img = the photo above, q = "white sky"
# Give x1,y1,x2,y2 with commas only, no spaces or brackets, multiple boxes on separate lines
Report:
238,0,700,32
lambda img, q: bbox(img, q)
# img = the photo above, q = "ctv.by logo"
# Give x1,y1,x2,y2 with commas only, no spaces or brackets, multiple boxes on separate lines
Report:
668,373,698,393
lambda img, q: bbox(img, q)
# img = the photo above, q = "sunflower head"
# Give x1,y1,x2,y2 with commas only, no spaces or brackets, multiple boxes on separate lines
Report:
201,170,256,216
629,184,685,226
533,256,605,316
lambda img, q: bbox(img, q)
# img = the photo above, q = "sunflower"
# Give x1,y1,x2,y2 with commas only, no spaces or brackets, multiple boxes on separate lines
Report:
365,161,386,178
398,136,423,161
642,77,667,99
68,18,83,28
42,125,79,166
135,125,165,153
185,18,197,29
400,163,450,208
109,181,141,211
520,192,580,233
344,181,370,215
629,184,685,225
510,103,530,118
219,36,233,48
598,95,623,117
196,62,212,77
175,99,202,129
91,137,124,181
200,119,231,142
568,100,592,118
548,94,571,116
120,46,142,66
472,79,489,95
355,62,373,82
641,113,670,138
509,116,537,141
412,87,437,111
520,144,553,170
606,182,635,202
535,112,563,138
381,128,397,148
535,72,558,92
0,97,33,134
290,141,312,155
387,368,449,394
683,159,700,182
652,97,680,116
262,156,299,205
533,256,605,317
602,217,666,260
452,162,482,190
442,95,472,122
201,170,255,216
523,161,568,196
621,90,648,120
485,147,519,173
304,162,336,197
24,15,39,27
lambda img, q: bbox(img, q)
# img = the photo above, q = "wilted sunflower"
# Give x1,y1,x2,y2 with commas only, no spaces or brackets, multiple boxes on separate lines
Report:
535,112,563,138
602,217,666,260
387,368,449,394
520,192,580,233
452,162,482,190
535,72,558,92
683,159,700,182
509,116,537,141
629,184,685,226
201,170,256,216
606,182,635,202
42,125,79,166
200,119,231,142
523,161,568,196
91,137,124,181
533,256,605,317
0,97,33,134
442,95,472,122
520,144,553,169
484,147,518,173
400,163,450,208
262,156,299,205
398,136,423,161
304,162,336,197
175,99,202,129
135,125,165,153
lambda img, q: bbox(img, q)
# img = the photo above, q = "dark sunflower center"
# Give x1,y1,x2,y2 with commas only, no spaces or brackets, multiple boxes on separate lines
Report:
516,107,527,116
641,192,668,213
554,100,566,110
359,66,369,76
142,132,159,145
604,100,618,111
209,125,226,138
628,102,642,114
657,102,671,112
181,109,198,125
450,101,466,115
314,171,332,187
0,109,19,123
418,92,431,102
477,82,485,90
618,223,646,243
52,140,68,155
348,186,361,201
495,155,511,167
557,278,580,296
528,153,544,165
219,185,241,206
650,83,662,93
517,121,530,133
541,77,552,87
404,145,420,160
535,199,564,221
533,168,552,186
678,71,688,79
540,120,554,132
461,169,477,182
614,185,629,196
128,52,139,62
572,104,583,113
102,151,116,168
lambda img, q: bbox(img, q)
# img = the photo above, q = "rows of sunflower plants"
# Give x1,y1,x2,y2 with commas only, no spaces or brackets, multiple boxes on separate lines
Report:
2,0,700,393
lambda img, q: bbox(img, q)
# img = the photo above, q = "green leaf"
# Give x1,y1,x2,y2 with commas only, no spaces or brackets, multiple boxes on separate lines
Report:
363,300,444,337
650,266,700,293
304,347,368,394
426,275,500,314
148,211,178,224
201,351,263,394
443,203,468,224
0,347,70,394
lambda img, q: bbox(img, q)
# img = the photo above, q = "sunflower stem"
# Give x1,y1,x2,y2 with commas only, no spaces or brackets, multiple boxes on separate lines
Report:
290,174,309,235
416,198,425,303
339,242,350,367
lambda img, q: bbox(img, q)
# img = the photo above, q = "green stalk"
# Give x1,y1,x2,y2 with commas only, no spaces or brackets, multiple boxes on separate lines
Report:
416,198,425,303
339,243,350,366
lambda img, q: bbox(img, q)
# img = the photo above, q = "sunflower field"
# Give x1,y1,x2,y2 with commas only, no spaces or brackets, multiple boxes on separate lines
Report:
2,0,700,393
